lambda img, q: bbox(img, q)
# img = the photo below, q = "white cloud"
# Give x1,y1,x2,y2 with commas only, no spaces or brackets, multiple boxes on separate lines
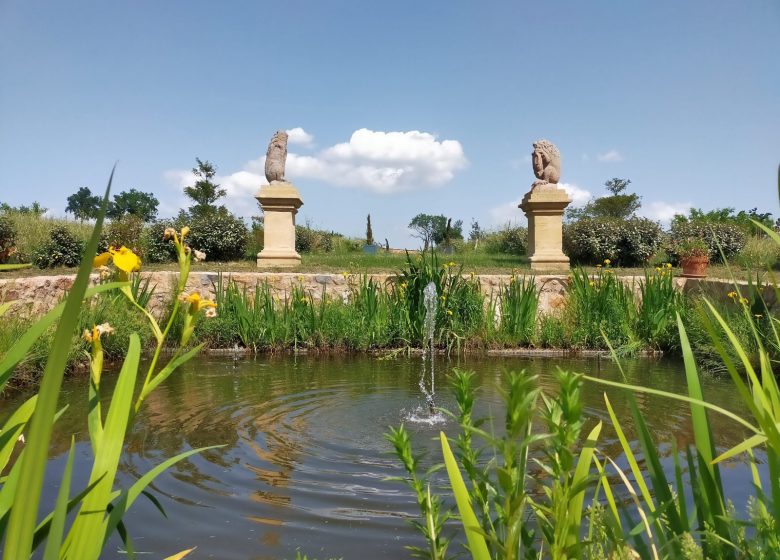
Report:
640,201,692,224
286,127,314,146
597,150,623,163
559,182,592,207
287,128,467,194
489,198,526,226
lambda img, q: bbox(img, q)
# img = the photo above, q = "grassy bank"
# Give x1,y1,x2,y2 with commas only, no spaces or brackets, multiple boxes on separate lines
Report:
4,251,775,390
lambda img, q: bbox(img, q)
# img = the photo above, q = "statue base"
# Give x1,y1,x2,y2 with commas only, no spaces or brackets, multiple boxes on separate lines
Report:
519,185,572,272
255,181,303,268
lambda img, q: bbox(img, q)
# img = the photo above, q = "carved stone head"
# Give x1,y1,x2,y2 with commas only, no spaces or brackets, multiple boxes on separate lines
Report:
265,130,289,183
531,139,561,185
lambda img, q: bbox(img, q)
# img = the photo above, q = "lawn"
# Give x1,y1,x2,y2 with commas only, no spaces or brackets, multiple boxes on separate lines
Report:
0,249,767,280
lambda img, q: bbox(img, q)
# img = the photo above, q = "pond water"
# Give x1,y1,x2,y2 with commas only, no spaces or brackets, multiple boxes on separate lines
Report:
6,355,758,559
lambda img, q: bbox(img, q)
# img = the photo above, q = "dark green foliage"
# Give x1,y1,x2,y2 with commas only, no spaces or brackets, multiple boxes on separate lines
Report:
104,215,145,251
365,214,374,245
408,213,463,248
673,207,776,237
106,189,159,222
295,224,337,253
564,217,663,266
498,276,538,344
141,221,178,263
188,212,248,261
0,216,17,262
636,267,684,349
566,267,635,348
184,158,226,218
566,178,641,221
482,224,528,255
33,226,84,268
670,220,747,263
65,187,102,221
388,251,484,346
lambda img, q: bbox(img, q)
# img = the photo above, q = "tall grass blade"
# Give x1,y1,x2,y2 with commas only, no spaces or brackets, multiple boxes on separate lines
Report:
69,332,140,558
3,168,113,559
440,432,490,560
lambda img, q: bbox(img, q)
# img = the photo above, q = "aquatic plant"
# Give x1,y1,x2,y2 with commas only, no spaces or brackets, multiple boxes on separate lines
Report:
0,173,216,559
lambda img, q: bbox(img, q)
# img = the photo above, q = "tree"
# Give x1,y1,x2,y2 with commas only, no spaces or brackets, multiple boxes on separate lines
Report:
365,214,374,245
566,178,640,221
107,189,159,222
408,213,463,249
0,201,48,216
65,187,101,221
184,158,226,218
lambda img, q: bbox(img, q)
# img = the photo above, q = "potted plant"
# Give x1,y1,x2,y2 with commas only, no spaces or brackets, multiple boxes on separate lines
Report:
363,214,378,254
676,238,710,278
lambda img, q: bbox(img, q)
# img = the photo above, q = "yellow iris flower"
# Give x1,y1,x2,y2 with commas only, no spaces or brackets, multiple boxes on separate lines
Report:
180,292,217,313
92,246,141,274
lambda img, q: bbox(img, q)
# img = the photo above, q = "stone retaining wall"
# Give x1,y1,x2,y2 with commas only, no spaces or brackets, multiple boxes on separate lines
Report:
0,272,774,317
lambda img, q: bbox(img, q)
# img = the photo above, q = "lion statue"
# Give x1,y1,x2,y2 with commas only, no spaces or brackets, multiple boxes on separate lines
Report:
264,130,288,183
531,139,561,187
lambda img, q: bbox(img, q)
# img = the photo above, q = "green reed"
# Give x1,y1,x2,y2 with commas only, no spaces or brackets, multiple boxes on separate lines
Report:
567,266,636,349
497,275,538,345
0,173,215,560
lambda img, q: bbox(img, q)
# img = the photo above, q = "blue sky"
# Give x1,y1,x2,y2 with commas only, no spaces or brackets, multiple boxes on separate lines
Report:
1,0,778,248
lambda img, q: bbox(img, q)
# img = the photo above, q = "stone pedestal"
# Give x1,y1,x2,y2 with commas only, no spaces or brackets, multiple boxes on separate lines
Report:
519,185,572,271
255,182,303,267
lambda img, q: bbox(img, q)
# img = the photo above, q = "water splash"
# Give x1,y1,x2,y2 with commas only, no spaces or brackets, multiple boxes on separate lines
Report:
420,282,437,414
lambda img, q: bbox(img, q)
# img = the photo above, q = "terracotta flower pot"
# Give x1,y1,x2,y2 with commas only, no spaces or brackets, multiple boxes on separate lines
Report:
680,256,709,278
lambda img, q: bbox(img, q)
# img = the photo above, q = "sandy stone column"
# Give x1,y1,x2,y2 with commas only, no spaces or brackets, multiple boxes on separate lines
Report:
256,182,303,267
519,186,571,271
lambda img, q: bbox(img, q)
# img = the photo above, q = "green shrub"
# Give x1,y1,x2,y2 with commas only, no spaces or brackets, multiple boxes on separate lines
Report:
564,217,663,266
670,221,746,263
104,215,145,251
296,225,336,253
536,313,568,348
2,212,92,264
482,225,528,255
734,236,780,270
32,226,84,268
188,212,248,261
0,216,17,262
141,221,178,263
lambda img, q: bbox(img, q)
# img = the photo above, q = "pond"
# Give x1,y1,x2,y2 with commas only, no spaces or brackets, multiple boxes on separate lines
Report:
7,355,757,559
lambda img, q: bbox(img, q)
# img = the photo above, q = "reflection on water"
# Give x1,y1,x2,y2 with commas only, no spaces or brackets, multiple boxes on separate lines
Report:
3,355,758,560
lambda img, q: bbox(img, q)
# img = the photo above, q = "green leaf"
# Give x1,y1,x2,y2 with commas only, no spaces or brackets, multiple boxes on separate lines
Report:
0,395,36,473
69,332,140,559
713,433,769,464
42,438,76,560
137,343,204,408
3,169,114,559
440,432,490,560
103,446,221,546
567,421,601,548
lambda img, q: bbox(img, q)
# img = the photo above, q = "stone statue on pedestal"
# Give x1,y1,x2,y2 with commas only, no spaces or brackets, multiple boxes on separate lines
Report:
519,139,571,271
531,139,561,188
265,130,288,183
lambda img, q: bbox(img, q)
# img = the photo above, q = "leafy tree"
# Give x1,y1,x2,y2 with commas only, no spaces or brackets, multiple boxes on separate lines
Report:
408,213,463,249
672,207,775,236
0,201,48,216
566,178,640,221
107,189,159,222
65,187,101,221
184,158,226,218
